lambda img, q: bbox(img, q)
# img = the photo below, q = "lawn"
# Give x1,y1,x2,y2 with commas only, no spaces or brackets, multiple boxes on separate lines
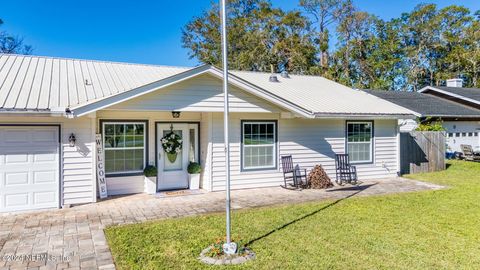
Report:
105,161,480,269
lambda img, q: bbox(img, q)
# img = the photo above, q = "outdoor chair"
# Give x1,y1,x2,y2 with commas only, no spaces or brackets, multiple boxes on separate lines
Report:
460,144,480,162
280,155,308,189
335,154,358,185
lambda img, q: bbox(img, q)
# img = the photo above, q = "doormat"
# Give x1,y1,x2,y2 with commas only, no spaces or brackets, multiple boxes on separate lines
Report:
156,189,205,198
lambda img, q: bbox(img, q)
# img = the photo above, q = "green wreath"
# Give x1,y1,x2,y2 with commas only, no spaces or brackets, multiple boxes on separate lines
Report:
161,132,183,162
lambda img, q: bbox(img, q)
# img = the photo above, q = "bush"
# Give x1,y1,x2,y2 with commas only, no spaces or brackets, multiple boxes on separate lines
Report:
143,165,157,177
187,162,201,174
416,117,445,131
307,165,333,189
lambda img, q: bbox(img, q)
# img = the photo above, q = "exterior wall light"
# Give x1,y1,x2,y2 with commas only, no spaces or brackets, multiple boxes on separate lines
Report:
68,133,76,147
172,111,181,118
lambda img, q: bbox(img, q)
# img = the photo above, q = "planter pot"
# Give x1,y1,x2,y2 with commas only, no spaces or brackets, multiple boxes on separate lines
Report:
189,173,200,190
167,153,177,163
144,176,157,194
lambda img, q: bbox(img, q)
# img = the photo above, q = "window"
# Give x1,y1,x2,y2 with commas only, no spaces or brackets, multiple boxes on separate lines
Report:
462,132,467,137
102,122,146,174
242,121,276,170
448,133,454,138
456,132,461,137
468,132,473,137
347,121,373,163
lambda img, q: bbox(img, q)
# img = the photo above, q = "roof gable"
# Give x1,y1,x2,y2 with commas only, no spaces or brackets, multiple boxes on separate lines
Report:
106,73,282,113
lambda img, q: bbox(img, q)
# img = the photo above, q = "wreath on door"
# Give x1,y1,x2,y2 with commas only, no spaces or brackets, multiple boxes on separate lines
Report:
161,131,183,163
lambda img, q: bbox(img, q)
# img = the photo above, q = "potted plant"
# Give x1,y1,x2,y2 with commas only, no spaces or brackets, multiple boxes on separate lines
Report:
143,165,157,194
187,162,201,190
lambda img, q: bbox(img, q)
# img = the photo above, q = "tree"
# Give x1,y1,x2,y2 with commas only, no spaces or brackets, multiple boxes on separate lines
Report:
0,19,32,54
299,0,344,72
182,0,315,73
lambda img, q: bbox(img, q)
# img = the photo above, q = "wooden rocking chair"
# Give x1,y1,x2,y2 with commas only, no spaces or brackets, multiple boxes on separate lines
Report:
335,154,358,185
280,155,307,189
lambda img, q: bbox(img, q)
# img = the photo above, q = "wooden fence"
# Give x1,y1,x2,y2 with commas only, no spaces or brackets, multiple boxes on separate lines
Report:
400,131,446,175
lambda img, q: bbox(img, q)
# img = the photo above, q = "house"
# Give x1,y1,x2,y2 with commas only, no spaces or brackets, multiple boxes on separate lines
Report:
0,54,416,213
365,79,480,153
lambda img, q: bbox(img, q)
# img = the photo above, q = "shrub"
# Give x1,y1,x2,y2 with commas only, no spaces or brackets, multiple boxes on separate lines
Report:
416,117,445,131
187,162,201,174
307,165,333,189
143,165,157,177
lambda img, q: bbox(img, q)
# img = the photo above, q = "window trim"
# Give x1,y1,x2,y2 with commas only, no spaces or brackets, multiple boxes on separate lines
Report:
100,119,149,177
345,120,374,164
241,120,278,171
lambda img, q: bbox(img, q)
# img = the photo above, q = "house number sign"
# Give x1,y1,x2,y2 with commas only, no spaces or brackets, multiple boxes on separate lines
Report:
95,134,108,199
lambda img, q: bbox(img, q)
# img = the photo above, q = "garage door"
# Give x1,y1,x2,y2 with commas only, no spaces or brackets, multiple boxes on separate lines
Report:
0,126,60,213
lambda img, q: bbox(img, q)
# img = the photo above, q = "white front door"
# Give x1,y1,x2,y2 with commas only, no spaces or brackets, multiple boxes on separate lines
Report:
0,126,60,213
157,123,196,190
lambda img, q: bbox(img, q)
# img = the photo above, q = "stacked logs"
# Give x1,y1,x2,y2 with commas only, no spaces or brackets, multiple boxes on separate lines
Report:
307,165,333,189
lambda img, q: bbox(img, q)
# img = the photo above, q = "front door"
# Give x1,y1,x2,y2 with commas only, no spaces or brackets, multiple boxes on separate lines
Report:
157,123,198,190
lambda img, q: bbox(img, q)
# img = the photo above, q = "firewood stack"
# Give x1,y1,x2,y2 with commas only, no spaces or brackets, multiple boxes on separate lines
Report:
307,165,333,189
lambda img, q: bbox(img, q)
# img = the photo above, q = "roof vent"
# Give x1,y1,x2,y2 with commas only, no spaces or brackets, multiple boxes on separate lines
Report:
269,74,279,83
85,79,92,86
280,70,290,78
446,78,463,88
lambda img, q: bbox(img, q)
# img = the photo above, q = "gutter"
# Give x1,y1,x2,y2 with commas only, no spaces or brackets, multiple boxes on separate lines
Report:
313,113,418,119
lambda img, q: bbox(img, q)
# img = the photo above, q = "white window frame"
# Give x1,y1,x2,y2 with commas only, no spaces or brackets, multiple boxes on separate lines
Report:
346,121,374,164
102,121,147,175
241,121,277,171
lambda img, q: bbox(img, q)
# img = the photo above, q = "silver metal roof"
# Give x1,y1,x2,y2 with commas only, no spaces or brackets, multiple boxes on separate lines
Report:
0,54,415,117
0,54,189,111
230,71,416,116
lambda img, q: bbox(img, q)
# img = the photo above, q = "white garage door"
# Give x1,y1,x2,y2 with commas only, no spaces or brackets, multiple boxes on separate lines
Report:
0,126,60,213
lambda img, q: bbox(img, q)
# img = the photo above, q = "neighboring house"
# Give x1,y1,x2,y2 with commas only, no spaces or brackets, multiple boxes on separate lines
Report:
0,54,415,213
364,79,480,153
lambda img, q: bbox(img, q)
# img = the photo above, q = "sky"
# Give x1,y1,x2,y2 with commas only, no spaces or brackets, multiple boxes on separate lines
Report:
2,0,479,67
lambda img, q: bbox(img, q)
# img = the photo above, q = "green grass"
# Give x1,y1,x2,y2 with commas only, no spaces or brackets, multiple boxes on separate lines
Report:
105,161,480,269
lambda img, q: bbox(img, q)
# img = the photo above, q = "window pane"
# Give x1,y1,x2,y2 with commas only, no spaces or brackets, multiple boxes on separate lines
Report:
105,124,115,136
347,122,372,163
243,122,276,169
125,124,135,135
125,136,135,147
102,122,145,173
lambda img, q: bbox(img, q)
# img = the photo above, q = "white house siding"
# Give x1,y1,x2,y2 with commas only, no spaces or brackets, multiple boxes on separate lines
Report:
0,115,95,206
107,74,280,113
443,121,480,152
209,113,399,191
200,112,213,191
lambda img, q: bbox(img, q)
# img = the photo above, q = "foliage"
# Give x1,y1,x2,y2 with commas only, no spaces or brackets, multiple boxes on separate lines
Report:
416,117,445,131
143,165,157,177
187,162,201,174
204,236,247,258
161,132,182,155
105,161,480,269
0,19,32,54
182,2,480,90
182,0,316,73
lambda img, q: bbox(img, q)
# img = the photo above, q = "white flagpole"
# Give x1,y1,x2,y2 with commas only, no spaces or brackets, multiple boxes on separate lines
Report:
220,0,233,251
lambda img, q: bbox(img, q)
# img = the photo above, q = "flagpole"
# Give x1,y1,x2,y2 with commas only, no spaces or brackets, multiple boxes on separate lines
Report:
220,0,232,248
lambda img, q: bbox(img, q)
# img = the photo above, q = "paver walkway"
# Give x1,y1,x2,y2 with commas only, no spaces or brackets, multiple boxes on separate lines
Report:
0,177,443,270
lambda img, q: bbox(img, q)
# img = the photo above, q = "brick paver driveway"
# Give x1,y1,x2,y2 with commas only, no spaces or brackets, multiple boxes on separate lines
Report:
0,177,443,270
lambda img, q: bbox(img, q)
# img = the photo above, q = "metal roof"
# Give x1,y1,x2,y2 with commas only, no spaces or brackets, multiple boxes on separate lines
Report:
230,71,416,116
0,54,189,111
364,90,480,118
0,54,415,118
